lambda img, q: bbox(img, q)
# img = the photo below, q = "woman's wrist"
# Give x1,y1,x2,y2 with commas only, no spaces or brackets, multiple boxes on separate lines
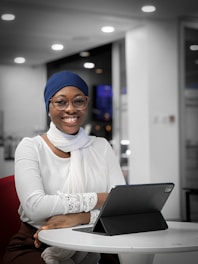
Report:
95,193,108,208
80,212,91,225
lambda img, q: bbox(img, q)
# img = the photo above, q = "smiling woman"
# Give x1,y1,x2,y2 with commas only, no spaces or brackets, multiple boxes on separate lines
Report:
48,86,88,135
3,70,126,264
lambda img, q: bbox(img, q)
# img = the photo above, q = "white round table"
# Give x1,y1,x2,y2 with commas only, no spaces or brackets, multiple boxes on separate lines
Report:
39,221,198,264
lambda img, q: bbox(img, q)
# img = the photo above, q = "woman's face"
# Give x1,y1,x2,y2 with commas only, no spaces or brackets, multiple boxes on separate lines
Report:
49,86,89,135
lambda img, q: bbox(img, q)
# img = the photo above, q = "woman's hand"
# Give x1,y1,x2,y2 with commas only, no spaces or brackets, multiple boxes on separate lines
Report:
43,213,90,229
34,212,90,248
95,193,108,209
33,193,109,248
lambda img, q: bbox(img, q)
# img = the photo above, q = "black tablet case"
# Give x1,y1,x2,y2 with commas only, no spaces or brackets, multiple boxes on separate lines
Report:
92,183,174,236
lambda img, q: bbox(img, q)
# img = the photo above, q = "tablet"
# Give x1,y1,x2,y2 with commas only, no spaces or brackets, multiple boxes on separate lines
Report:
74,182,175,235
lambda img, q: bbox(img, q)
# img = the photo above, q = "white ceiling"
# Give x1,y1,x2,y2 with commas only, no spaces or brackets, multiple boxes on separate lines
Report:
0,0,198,66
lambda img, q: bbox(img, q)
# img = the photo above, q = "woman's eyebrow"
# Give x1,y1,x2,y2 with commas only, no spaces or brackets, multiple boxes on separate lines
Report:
55,94,84,98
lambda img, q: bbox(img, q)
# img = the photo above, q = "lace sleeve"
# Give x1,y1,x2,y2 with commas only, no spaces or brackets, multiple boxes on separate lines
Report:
89,209,100,224
57,191,98,214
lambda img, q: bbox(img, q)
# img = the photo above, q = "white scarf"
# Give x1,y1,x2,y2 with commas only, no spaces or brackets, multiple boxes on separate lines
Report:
47,122,94,193
45,122,101,264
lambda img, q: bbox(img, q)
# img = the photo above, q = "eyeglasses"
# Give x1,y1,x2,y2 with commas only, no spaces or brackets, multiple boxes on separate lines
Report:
50,95,88,111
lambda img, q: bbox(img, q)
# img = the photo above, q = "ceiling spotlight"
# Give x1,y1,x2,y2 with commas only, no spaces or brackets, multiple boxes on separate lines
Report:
95,68,103,74
51,44,64,51
101,26,115,33
1,13,15,21
190,44,198,51
141,5,156,13
120,139,130,145
14,57,26,64
83,62,95,69
79,51,90,57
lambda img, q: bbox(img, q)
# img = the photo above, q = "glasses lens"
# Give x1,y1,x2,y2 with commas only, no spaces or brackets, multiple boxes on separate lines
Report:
51,96,88,110
73,97,88,109
52,98,67,110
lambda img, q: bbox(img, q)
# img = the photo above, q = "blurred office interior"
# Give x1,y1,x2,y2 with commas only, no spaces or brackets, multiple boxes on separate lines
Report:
0,0,198,227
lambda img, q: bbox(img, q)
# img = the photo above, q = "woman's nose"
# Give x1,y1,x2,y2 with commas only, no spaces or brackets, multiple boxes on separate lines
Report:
64,101,76,112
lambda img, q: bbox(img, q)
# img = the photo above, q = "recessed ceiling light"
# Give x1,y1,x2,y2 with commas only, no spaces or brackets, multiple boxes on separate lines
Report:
51,44,64,51
83,62,95,69
101,26,115,33
141,5,156,13
1,13,15,21
95,68,103,74
14,57,26,64
120,139,130,145
79,51,90,57
190,44,198,51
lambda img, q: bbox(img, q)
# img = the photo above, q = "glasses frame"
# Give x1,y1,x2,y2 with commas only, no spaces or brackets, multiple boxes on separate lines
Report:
50,95,89,111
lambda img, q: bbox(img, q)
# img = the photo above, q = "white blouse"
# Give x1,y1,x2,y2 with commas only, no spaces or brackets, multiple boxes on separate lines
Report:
15,135,126,228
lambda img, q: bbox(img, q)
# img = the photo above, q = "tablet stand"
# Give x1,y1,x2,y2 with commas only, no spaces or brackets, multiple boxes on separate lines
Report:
94,211,168,235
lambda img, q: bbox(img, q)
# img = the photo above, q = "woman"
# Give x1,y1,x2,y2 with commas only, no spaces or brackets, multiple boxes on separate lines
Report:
3,71,126,264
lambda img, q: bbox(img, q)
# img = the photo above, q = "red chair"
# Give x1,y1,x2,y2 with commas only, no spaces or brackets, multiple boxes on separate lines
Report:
0,175,21,263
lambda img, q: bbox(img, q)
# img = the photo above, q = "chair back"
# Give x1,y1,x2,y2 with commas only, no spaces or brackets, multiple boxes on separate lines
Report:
0,175,20,262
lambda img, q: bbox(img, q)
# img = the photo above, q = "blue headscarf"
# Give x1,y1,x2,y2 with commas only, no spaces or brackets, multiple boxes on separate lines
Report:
44,71,89,112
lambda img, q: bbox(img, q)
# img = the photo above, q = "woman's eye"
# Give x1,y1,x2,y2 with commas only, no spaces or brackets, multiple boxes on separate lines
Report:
56,100,67,106
74,99,84,105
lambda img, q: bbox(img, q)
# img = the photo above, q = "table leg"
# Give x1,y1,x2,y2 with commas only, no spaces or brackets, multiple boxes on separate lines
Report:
118,253,154,264
186,191,191,222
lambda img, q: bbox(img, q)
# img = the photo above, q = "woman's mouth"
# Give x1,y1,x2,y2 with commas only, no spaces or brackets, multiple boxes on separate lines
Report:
61,116,79,125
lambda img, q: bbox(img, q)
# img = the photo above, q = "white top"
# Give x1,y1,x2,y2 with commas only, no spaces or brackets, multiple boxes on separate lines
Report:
15,135,125,228
39,221,198,254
